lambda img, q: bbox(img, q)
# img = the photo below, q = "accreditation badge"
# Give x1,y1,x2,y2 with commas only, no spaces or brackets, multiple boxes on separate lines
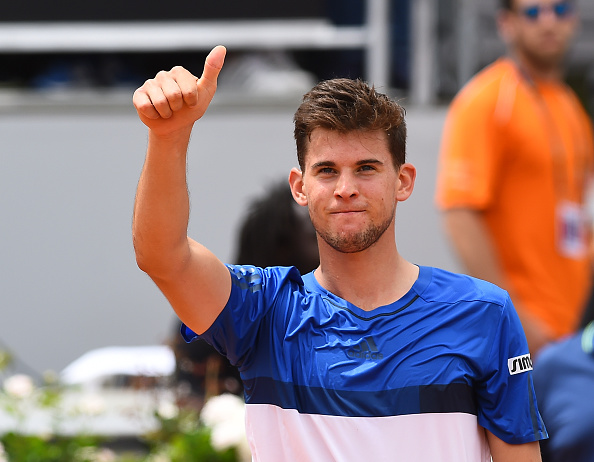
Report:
556,200,587,258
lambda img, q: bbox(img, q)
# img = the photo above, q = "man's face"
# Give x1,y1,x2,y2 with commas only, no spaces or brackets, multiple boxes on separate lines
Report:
501,0,578,69
297,129,401,254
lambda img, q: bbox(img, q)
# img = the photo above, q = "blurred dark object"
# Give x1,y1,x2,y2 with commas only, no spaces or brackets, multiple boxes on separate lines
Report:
296,0,410,89
2,0,322,22
170,329,243,410
235,181,319,274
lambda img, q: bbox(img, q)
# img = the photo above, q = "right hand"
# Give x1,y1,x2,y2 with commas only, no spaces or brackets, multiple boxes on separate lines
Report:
133,45,226,137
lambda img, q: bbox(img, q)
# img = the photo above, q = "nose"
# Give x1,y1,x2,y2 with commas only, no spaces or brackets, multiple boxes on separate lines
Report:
539,7,559,23
334,172,359,199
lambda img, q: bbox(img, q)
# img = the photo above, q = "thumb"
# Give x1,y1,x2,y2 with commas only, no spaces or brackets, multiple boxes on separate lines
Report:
198,45,226,92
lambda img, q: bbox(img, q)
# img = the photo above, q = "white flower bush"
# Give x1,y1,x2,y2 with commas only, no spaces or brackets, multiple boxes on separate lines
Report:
200,393,251,462
74,447,116,462
156,401,179,421
145,452,172,462
200,393,245,428
0,349,250,461
3,374,34,399
0,442,7,462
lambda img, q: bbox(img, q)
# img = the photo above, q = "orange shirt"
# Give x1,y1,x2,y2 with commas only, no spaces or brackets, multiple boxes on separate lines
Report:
436,58,594,338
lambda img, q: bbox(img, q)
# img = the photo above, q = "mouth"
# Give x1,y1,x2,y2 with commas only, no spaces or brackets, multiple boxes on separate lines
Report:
330,210,365,215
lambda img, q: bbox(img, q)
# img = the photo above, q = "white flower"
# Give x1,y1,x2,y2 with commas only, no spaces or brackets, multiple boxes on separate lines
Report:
0,442,8,462
74,447,116,462
3,374,34,399
201,393,250,460
156,400,179,420
94,448,116,462
76,393,105,416
236,437,253,462
209,418,246,451
145,452,171,462
200,393,245,427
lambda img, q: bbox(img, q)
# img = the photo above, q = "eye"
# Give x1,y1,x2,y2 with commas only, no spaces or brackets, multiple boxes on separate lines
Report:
522,6,539,20
359,164,377,172
318,167,336,175
554,2,572,17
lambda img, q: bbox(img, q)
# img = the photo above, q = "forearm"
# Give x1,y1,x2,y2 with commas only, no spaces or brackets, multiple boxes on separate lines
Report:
133,128,193,277
443,208,507,287
486,431,542,462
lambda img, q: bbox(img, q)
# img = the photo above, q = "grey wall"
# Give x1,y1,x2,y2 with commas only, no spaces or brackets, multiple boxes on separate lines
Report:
0,96,459,377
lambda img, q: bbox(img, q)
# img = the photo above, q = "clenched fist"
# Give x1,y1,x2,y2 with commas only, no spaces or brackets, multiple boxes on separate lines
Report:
133,45,226,137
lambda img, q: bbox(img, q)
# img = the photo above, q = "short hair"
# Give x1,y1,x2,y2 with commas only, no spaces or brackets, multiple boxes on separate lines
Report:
500,0,512,10
293,78,407,172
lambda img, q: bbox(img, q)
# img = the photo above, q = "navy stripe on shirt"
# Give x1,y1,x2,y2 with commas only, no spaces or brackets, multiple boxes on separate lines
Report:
244,376,477,418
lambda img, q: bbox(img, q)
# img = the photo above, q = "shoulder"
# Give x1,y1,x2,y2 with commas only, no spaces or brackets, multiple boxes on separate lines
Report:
449,58,520,116
414,267,514,332
226,264,304,293
418,266,509,309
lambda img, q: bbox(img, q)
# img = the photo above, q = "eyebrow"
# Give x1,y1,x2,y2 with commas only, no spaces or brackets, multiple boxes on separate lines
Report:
310,159,384,169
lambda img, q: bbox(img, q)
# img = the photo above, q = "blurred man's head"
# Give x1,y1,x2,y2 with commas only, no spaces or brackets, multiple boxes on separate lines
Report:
498,0,578,73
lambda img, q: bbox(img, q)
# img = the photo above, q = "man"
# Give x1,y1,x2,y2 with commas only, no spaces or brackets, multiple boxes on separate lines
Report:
132,46,547,461
436,0,594,355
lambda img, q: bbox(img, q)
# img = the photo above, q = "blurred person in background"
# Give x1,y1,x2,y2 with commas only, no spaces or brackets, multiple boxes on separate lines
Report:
170,181,319,410
435,0,594,357
532,295,594,461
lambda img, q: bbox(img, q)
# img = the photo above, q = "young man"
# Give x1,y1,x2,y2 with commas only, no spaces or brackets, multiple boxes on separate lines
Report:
132,46,547,461
436,0,594,356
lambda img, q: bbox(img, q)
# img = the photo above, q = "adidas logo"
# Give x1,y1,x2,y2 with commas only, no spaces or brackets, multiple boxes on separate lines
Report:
508,354,533,375
346,336,384,360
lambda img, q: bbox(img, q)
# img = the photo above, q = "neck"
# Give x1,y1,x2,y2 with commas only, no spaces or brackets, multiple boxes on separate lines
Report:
315,238,418,311
510,52,564,82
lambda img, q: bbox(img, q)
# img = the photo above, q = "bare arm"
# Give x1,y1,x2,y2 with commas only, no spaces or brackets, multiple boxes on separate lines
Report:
486,430,542,462
442,208,506,286
443,208,553,355
132,46,231,334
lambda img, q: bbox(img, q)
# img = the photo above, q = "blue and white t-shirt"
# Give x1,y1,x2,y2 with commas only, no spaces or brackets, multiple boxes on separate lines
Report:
183,265,547,461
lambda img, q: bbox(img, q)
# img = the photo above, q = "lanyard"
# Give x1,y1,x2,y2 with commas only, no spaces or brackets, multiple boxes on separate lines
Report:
516,64,589,202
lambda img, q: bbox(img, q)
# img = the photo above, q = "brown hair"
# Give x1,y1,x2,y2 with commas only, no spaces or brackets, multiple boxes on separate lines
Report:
500,0,512,10
293,78,407,171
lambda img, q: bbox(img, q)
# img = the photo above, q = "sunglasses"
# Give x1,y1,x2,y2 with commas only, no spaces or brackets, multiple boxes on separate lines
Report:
519,2,573,20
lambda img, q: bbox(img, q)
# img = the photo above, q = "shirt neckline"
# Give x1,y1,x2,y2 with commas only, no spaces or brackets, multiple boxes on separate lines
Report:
301,265,432,318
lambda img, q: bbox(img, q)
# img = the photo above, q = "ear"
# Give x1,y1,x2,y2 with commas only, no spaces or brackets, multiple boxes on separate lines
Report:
289,167,308,206
396,163,416,202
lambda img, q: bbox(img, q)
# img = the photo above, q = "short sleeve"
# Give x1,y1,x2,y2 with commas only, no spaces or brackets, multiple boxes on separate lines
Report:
435,75,505,211
475,296,548,444
181,264,303,369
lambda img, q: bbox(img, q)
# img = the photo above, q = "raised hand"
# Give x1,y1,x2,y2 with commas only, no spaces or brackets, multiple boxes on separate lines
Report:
133,45,226,137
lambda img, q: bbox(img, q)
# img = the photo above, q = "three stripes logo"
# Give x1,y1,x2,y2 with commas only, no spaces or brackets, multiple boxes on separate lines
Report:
508,354,533,375
346,336,384,360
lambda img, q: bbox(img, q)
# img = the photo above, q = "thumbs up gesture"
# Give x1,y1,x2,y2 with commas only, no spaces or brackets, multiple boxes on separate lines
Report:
133,45,226,137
